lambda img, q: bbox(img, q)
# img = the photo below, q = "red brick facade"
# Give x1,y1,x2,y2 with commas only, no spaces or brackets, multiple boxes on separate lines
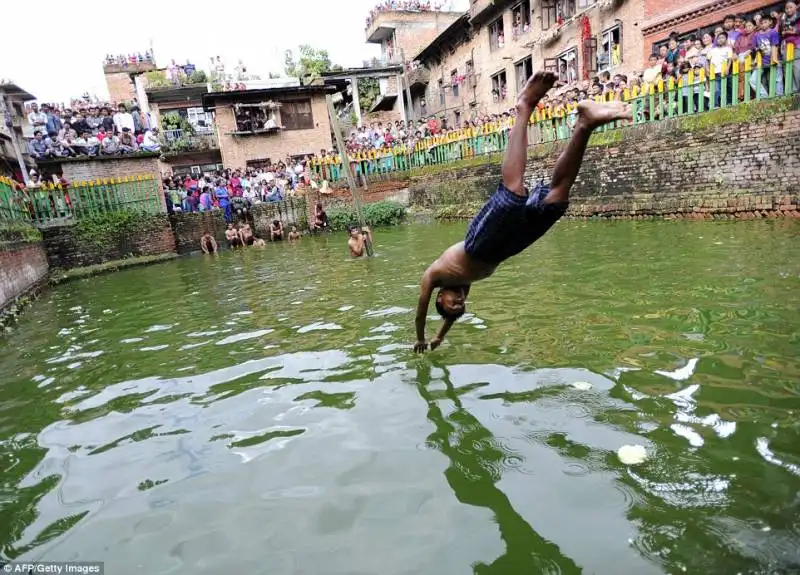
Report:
0,238,48,312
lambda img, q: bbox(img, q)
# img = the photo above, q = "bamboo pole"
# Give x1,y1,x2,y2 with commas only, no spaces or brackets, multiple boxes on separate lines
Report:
325,94,373,257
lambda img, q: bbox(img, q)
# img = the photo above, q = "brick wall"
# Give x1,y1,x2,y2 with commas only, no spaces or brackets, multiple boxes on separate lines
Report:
56,155,161,182
170,211,228,254
215,94,333,168
0,228,48,312
105,72,137,104
42,214,176,270
367,11,463,58
409,98,800,219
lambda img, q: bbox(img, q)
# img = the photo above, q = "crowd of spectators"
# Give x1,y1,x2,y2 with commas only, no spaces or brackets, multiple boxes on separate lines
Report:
26,101,160,160
326,6,800,168
365,0,446,28
163,161,313,222
104,51,155,67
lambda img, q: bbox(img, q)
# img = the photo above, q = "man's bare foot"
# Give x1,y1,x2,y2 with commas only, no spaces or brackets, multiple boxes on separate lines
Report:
576,100,633,130
517,71,557,111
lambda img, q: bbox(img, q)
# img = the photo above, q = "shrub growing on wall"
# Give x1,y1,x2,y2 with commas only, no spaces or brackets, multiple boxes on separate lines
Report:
325,201,406,231
74,211,164,250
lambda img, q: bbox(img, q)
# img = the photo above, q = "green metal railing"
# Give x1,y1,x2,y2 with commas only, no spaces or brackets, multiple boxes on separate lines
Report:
311,47,798,183
0,175,163,227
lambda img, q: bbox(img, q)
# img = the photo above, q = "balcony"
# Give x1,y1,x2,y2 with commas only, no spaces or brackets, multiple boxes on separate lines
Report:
365,11,398,43
160,127,219,155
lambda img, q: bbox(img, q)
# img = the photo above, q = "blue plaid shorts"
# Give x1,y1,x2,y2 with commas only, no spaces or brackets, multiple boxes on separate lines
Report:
464,182,568,265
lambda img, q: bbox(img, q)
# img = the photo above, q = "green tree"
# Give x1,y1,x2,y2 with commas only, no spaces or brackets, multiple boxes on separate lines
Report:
357,77,381,114
284,45,333,81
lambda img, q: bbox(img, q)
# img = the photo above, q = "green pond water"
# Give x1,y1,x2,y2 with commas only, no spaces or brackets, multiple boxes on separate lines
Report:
1,220,799,574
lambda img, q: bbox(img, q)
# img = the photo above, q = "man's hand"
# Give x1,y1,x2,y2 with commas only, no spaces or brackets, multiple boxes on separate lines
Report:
429,337,443,351
413,341,428,354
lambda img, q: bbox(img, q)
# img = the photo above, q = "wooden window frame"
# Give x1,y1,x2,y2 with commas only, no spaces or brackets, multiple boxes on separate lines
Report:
280,99,314,131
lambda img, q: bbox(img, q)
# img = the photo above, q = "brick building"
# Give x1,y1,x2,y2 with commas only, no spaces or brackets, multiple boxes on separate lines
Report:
104,60,158,105
144,84,222,177
0,82,36,181
201,84,336,169
407,0,779,126
364,8,465,122
411,0,645,124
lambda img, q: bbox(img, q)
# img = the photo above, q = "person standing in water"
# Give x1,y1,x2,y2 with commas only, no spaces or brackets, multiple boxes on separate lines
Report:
288,226,301,241
413,71,632,353
347,226,372,258
200,231,217,254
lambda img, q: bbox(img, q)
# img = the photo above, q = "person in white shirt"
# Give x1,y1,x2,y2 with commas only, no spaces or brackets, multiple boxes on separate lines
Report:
141,127,161,152
707,31,734,107
27,103,47,135
113,103,135,134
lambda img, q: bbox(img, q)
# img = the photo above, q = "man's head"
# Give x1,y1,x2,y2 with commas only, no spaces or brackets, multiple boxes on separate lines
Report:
735,14,744,28
435,287,467,321
31,103,39,112
227,223,234,229
787,2,797,16
744,19,756,33
34,130,42,140
658,45,668,58
759,14,772,30
273,219,280,226
716,31,728,46
723,14,735,29
668,36,678,50
118,103,127,112
348,225,361,238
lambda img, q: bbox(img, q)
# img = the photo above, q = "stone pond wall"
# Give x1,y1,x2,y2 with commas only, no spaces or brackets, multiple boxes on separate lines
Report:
42,214,176,271
0,225,49,313
408,97,800,220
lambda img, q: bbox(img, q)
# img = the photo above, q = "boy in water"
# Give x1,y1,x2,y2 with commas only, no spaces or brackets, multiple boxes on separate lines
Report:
413,71,631,353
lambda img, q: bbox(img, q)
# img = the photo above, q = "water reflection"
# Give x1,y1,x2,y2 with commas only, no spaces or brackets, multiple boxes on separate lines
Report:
0,221,798,573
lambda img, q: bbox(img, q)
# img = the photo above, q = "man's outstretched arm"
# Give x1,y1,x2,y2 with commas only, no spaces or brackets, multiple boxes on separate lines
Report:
414,270,436,352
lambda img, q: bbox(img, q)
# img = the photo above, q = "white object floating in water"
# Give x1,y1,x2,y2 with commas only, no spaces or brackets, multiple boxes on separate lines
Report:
761,526,771,532
617,444,648,465
102,309,112,314
570,381,593,391
337,305,355,312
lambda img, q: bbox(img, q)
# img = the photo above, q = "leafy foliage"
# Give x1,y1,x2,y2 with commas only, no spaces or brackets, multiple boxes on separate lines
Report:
187,70,208,84
160,112,196,136
284,45,333,81
358,77,381,114
144,70,171,88
73,211,165,250
325,201,406,231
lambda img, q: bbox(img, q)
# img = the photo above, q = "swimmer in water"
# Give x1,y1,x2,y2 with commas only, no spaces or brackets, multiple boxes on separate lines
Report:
225,223,242,248
288,226,301,241
413,71,632,353
347,225,372,258
200,231,217,254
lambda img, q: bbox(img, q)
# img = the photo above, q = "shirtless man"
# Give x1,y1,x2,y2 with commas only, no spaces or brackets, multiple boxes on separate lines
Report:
270,219,284,241
239,222,254,246
288,225,301,241
200,231,217,254
347,226,372,258
225,223,242,248
413,71,631,353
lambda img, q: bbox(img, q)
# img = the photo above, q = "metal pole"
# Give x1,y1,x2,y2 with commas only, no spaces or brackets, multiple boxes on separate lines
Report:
351,77,362,128
325,94,373,257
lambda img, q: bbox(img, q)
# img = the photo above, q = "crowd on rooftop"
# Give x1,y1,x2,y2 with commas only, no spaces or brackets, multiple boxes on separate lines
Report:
365,0,446,28
104,51,155,67
26,101,160,160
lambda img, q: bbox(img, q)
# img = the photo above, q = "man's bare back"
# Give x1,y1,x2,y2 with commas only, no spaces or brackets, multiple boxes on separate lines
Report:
413,71,631,353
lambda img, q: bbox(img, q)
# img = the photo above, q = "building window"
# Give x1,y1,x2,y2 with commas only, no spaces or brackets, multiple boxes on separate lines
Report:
541,0,556,30
454,110,461,128
598,24,622,73
556,47,578,84
491,70,508,102
489,17,505,52
451,69,459,97
514,56,533,94
234,104,278,132
438,79,445,106
556,0,576,22
280,99,314,130
512,1,531,39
